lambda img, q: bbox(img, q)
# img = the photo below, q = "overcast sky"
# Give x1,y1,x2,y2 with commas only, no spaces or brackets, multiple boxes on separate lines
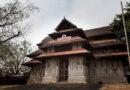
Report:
0,0,130,49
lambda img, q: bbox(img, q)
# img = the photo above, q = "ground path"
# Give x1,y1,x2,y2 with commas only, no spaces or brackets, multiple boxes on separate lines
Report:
0,84,130,90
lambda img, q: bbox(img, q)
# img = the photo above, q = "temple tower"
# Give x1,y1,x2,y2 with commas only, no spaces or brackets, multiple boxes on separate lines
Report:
23,18,129,84
35,18,91,83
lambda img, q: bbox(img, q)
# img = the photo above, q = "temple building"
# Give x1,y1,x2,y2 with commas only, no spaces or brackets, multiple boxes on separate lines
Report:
23,18,130,84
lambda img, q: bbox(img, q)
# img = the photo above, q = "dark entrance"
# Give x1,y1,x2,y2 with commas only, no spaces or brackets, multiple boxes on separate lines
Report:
126,75,130,83
58,57,68,82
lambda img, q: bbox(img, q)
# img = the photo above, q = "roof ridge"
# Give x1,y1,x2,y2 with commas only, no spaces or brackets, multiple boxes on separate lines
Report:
85,26,113,31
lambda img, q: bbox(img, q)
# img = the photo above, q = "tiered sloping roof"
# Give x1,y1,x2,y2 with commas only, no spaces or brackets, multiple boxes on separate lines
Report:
37,36,53,46
40,36,87,49
24,19,127,66
55,18,77,31
85,26,127,58
85,26,114,37
49,28,87,39
94,52,127,58
22,60,42,66
90,39,125,48
35,49,90,59
27,49,44,58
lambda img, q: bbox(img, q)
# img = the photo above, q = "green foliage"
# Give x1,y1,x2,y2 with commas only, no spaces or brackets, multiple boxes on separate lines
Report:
0,0,38,76
110,2,130,42
0,40,32,76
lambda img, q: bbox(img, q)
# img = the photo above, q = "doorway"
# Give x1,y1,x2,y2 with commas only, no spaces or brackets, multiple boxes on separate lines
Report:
58,57,68,82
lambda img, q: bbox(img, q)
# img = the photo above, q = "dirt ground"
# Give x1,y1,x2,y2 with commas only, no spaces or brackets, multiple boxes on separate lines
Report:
0,84,130,90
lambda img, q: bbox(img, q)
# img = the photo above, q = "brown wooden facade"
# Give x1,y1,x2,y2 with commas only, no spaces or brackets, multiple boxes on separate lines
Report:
23,18,129,84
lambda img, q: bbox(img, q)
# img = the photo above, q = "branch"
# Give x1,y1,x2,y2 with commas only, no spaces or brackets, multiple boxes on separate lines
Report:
0,20,18,27
0,31,21,45
0,0,18,20
0,6,30,27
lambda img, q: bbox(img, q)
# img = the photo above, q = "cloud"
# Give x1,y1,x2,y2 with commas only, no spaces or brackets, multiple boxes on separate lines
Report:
26,0,130,47
1,0,130,47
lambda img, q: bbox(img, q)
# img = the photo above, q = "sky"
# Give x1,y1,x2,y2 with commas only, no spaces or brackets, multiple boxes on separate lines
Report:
0,0,130,49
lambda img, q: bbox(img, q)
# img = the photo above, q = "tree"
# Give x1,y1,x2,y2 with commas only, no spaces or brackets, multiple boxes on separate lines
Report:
0,40,32,75
110,2,130,43
0,0,38,45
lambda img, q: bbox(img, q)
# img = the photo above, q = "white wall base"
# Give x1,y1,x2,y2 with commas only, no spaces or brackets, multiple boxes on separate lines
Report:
42,77,57,83
68,76,87,83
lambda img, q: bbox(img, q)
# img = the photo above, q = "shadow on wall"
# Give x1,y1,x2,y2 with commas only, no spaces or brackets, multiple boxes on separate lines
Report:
4,83,103,90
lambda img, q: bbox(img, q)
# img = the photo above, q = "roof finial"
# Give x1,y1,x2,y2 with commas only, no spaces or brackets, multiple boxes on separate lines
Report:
64,16,66,19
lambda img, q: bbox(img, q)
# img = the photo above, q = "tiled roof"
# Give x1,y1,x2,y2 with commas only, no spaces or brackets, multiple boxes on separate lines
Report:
90,39,125,48
90,39,116,44
26,26,127,62
85,26,114,37
94,52,127,58
35,49,90,59
49,28,87,39
50,28,80,35
41,37,87,49
23,60,42,66
27,49,44,58
55,18,77,31
37,36,53,46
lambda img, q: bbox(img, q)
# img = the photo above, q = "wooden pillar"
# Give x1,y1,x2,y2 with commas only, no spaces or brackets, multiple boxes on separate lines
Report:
42,58,58,83
68,55,88,83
